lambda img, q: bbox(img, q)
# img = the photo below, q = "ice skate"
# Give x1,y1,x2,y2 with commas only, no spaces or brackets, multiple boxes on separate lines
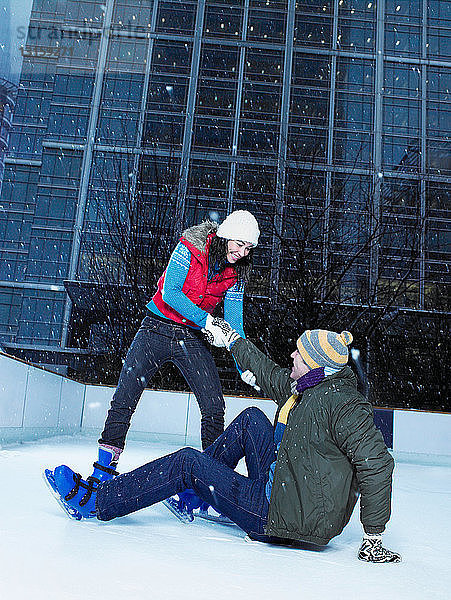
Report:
163,489,234,526
44,447,118,520
162,488,201,523
43,468,83,520
194,502,234,526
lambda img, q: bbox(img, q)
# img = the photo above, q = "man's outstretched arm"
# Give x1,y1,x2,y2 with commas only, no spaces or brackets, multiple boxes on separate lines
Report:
202,316,292,405
232,340,293,406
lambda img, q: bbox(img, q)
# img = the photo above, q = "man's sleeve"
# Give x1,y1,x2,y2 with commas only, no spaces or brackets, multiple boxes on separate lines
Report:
161,242,208,327
231,338,292,406
331,397,395,534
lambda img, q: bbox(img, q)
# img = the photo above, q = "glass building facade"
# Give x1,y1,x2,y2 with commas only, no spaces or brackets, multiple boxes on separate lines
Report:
0,1,449,398
0,77,17,186
0,0,18,189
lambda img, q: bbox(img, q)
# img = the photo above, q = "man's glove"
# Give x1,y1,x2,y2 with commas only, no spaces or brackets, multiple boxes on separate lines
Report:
202,314,241,350
241,370,261,391
358,534,401,563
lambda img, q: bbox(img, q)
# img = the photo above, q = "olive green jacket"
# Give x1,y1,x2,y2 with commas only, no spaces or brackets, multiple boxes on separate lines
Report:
231,338,394,546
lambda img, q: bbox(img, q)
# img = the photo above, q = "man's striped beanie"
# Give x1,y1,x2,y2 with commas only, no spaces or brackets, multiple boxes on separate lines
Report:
297,329,353,369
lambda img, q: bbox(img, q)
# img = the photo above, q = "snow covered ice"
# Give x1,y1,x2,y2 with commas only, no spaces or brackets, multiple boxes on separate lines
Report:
1,435,450,600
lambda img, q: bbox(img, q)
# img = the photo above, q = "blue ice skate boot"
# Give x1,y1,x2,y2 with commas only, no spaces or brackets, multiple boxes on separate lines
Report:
163,489,202,523
51,447,119,519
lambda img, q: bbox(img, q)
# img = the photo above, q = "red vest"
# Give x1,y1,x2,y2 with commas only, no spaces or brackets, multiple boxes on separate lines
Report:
152,232,238,327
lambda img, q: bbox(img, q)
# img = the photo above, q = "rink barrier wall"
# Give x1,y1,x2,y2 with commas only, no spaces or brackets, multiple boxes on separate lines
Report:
1,352,450,459
0,352,85,444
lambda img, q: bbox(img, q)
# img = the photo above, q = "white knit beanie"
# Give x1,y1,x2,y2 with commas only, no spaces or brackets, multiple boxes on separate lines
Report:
216,210,260,246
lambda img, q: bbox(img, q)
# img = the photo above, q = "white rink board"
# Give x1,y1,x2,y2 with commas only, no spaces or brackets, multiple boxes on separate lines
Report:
0,354,28,427
1,352,450,457
394,410,451,456
0,353,85,443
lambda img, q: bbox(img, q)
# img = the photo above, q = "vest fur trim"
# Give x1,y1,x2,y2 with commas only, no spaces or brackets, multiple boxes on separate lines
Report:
182,220,218,252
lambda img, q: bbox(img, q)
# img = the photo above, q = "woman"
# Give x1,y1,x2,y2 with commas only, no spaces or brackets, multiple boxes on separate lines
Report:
45,210,260,518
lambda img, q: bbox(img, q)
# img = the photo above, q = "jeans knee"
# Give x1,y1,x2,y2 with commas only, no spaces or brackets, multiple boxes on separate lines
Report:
175,447,202,466
174,447,203,486
242,406,266,423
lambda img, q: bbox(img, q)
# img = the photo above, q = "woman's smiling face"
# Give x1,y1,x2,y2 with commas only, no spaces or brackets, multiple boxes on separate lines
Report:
226,240,253,263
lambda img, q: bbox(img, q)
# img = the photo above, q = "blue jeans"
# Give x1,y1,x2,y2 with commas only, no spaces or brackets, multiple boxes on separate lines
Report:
96,407,275,539
99,314,225,450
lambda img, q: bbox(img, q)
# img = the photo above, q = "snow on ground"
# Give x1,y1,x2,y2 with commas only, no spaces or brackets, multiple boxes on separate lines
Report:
0,436,450,600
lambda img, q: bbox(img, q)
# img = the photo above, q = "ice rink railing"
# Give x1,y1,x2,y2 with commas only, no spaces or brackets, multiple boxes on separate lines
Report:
1,352,450,458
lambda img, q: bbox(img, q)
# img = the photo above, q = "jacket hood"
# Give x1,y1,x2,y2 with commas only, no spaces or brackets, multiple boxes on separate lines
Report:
326,365,357,387
182,220,218,252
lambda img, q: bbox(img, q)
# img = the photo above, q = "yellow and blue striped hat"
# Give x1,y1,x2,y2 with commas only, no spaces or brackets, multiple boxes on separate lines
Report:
297,329,353,369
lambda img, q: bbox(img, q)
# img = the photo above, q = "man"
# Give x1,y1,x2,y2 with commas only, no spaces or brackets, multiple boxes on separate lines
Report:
47,319,401,563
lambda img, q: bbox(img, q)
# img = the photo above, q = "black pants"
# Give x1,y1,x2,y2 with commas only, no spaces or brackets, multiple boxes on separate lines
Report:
99,315,225,450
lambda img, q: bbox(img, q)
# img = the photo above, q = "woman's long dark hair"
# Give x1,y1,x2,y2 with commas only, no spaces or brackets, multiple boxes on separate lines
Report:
208,235,253,285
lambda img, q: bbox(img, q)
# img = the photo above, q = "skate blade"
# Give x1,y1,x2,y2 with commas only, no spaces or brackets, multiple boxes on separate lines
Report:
43,469,83,521
162,497,194,524
195,509,235,526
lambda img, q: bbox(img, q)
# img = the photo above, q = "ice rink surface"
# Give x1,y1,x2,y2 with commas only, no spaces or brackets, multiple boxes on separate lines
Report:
1,436,450,600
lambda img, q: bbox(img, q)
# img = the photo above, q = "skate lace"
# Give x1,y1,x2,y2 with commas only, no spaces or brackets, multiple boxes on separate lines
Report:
64,473,99,506
79,476,99,507
64,473,82,502
93,462,118,476
63,465,118,506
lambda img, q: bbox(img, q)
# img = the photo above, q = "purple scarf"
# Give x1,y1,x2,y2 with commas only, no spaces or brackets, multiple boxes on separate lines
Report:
296,367,325,394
